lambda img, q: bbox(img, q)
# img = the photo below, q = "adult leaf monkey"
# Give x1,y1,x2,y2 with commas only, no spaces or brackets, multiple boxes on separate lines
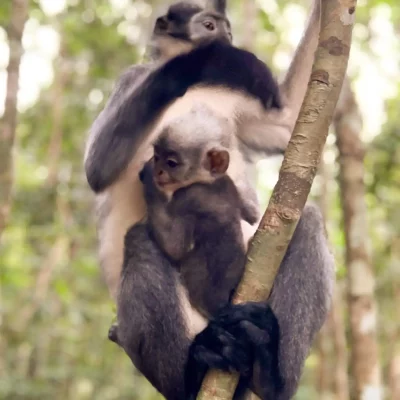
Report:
84,0,334,399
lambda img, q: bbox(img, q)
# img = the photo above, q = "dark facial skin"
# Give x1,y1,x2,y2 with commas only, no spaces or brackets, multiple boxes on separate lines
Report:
151,141,229,192
154,3,232,44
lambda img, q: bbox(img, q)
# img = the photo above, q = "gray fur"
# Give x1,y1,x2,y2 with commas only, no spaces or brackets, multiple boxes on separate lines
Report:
258,203,335,399
117,224,191,400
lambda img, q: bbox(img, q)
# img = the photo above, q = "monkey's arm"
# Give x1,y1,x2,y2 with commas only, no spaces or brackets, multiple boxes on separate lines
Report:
234,176,260,225
85,42,281,193
279,0,321,132
150,212,194,262
117,224,191,400
235,0,321,159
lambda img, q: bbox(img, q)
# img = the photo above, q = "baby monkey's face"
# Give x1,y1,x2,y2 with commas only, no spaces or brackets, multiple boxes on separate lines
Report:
151,141,230,193
151,144,200,192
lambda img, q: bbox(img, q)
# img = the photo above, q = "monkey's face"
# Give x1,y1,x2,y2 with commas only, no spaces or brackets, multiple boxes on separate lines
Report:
151,146,194,192
151,141,230,193
189,12,232,44
151,2,232,60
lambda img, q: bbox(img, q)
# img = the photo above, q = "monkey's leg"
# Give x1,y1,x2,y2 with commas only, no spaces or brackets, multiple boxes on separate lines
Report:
117,224,192,400
187,203,334,400
262,202,334,400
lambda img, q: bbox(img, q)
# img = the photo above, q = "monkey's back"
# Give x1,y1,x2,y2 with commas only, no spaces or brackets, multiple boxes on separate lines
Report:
175,177,247,318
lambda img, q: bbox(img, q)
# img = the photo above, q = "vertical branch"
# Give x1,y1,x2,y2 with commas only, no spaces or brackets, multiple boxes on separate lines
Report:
331,284,350,400
316,154,334,399
334,78,382,399
316,320,333,399
46,36,66,187
0,0,29,238
198,0,357,398
388,265,400,400
242,0,257,51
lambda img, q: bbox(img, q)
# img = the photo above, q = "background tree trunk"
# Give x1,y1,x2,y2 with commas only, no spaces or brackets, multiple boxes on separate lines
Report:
0,0,29,238
315,155,334,399
242,0,257,51
331,284,350,400
388,278,400,400
198,0,357,397
46,36,66,187
334,78,383,400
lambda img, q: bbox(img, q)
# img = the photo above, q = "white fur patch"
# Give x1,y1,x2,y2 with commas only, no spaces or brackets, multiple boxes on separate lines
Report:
177,281,208,338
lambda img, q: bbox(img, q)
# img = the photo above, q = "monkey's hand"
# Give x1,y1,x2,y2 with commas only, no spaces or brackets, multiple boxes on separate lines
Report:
185,316,254,400
218,303,284,399
185,303,283,400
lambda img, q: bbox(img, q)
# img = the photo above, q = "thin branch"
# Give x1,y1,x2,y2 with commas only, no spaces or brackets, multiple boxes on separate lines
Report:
198,0,357,397
0,0,29,238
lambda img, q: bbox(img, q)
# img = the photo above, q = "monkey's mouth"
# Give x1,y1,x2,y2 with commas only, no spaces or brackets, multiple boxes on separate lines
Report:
155,179,182,192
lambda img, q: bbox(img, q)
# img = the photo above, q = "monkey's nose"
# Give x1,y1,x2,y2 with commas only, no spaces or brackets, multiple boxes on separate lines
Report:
155,16,168,32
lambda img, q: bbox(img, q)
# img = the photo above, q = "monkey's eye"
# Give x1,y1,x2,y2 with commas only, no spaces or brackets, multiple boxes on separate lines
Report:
154,154,160,163
203,20,215,31
166,159,179,168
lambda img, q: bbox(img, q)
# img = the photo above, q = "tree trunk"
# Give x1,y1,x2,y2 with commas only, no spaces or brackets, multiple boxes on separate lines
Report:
0,0,29,238
46,38,66,187
388,280,400,400
242,0,257,51
334,78,382,400
331,284,350,400
315,150,334,399
198,0,357,397
316,320,333,399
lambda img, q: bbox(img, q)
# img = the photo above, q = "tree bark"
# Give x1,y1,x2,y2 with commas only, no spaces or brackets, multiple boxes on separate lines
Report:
334,78,382,400
316,320,333,399
331,284,350,400
315,149,334,399
198,0,357,397
46,38,66,187
0,0,29,238
242,0,257,51
388,280,400,400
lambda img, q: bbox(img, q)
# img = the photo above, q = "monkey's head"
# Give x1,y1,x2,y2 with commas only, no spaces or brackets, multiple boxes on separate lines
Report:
147,103,232,193
149,0,232,61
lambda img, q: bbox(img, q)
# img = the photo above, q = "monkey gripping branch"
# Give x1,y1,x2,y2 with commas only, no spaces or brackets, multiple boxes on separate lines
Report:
197,0,358,398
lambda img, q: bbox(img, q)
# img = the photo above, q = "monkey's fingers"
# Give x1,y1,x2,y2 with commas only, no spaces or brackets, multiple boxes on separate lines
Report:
193,322,253,376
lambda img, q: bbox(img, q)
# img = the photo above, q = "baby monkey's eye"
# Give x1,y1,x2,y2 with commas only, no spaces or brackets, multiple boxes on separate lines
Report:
167,159,179,168
203,20,215,31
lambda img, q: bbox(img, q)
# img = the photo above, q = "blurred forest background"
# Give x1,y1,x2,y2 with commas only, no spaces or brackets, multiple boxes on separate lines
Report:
0,0,399,399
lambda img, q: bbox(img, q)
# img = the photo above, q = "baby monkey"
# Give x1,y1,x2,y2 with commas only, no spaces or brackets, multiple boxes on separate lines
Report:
138,105,258,318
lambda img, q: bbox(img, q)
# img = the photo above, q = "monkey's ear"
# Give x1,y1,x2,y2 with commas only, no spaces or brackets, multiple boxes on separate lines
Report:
206,149,230,175
205,0,227,14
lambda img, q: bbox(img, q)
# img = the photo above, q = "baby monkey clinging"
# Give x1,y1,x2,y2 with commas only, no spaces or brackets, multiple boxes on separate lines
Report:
141,104,259,317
